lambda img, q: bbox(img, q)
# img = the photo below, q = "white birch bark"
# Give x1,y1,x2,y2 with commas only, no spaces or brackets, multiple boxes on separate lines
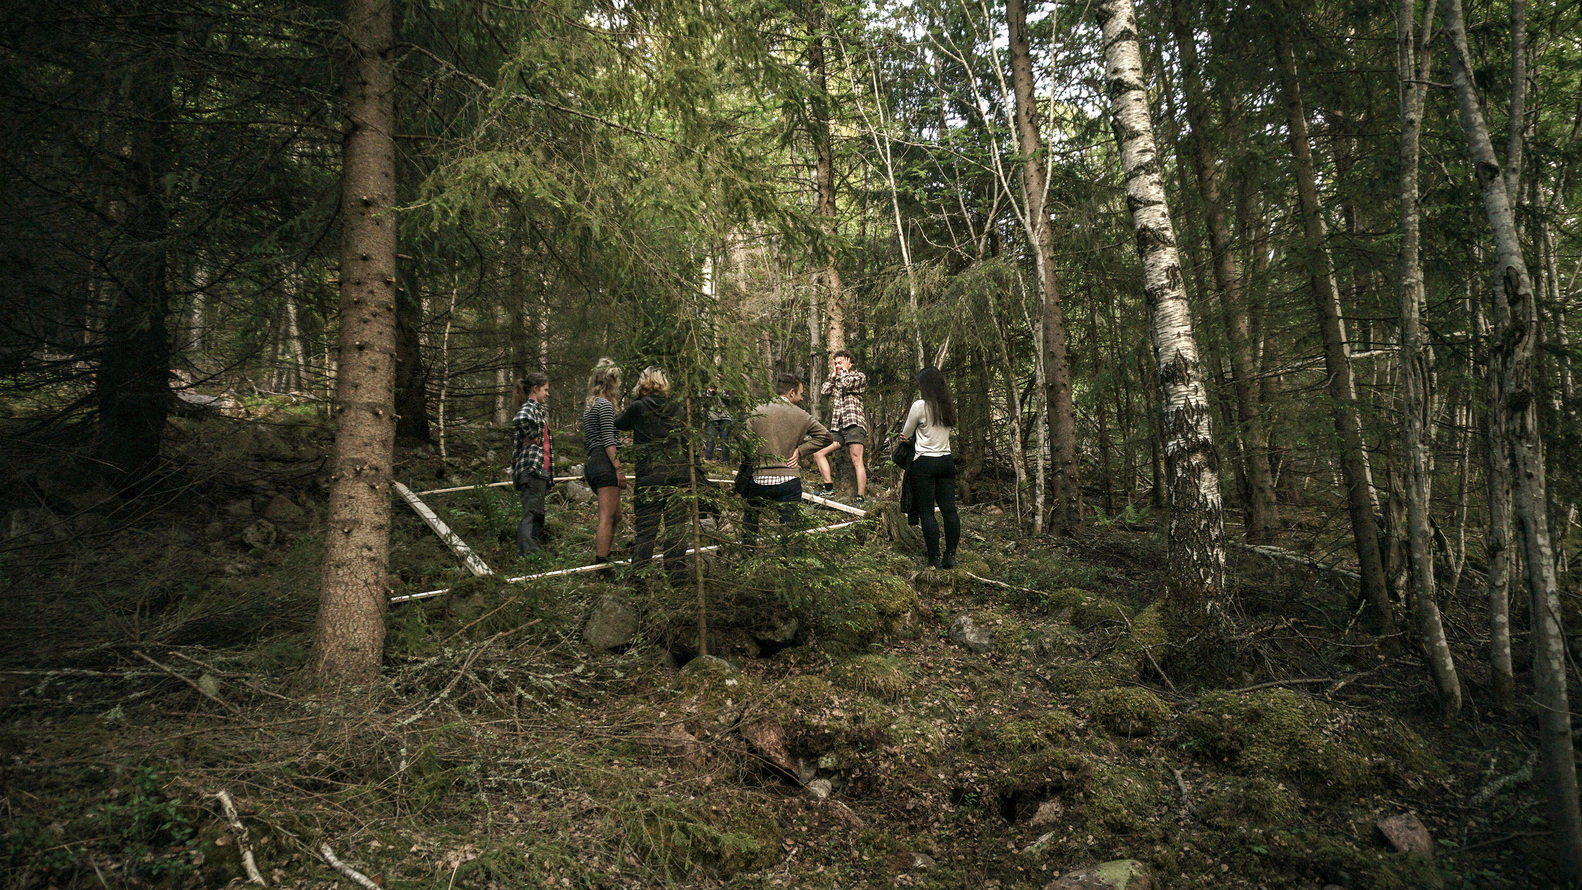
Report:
1445,0,1582,874
1396,0,1461,718
1095,0,1225,617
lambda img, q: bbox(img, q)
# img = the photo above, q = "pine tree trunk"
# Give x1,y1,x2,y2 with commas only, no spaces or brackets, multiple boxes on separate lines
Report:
1272,22,1394,637
1167,0,1278,543
311,0,398,685
1096,0,1225,626
1007,0,1080,532
1445,0,1582,873
1396,0,1461,717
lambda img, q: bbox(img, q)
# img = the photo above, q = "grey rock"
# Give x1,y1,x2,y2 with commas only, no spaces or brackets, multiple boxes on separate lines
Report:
583,593,639,651
1377,812,1433,856
948,613,994,654
241,519,277,551
560,480,594,504
263,494,306,523
1044,860,1151,890
805,779,833,800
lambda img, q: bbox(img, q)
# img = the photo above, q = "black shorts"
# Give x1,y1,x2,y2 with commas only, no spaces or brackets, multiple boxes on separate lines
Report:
584,451,619,491
834,425,867,447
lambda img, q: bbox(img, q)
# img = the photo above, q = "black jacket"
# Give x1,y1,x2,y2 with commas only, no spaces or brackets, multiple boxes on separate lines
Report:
614,394,692,485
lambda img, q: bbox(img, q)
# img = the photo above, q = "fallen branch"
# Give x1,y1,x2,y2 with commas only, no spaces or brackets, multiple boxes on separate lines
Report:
215,790,266,885
1172,767,1192,818
321,844,380,890
1471,751,1537,806
132,650,242,716
1224,677,1333,694
1230,542,1361,581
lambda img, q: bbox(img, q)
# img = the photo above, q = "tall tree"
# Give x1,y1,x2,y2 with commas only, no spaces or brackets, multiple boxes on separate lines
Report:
1393,0,1461,718
311,0,399,684
1005,0,1080,532
1095,0,1225,629
1167,0,1279,543
1444,0,1581,873
1271,12,1395,640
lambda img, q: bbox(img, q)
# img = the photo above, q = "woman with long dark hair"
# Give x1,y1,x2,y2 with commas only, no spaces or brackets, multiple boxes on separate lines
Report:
582,358,625,571
900,366,960,568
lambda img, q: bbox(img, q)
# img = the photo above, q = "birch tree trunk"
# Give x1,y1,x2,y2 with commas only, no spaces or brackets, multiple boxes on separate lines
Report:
1395,0,1461,718
1096,0,1225,627
1007,0,1079,532
311,0,398,684
1271,21,1394,638
1445,0,1582,873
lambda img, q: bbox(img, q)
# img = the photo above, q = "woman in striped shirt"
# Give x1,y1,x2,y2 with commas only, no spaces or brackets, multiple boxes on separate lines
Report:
582,358,625,571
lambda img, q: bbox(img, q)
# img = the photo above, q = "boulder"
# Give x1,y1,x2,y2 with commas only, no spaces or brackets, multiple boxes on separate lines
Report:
948,613,993,654
559,480,594,504
1377,812,1432,856
740,717,794,773
1045,860,1151,890
583,593,639,651
241,519,277,551
263,494,306,524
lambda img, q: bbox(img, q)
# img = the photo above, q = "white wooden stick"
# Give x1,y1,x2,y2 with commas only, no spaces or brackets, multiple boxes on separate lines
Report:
215,790,266,885
392,482,492,577
320,844,380,890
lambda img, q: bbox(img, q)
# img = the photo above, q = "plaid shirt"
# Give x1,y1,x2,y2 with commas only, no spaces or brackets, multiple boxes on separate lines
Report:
511,397,552,487
821,368,868,433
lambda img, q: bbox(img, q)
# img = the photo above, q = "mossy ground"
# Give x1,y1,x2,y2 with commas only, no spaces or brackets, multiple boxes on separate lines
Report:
0,412,1563,888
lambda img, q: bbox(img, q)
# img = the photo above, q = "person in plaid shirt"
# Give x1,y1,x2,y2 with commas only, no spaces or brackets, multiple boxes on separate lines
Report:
813,349,868,505
511,372,552,555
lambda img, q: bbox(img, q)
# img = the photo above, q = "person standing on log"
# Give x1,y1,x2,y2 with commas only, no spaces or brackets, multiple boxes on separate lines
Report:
813,350,868,506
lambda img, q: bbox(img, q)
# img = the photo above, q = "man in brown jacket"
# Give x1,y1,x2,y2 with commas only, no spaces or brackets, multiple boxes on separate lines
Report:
742,372,833,544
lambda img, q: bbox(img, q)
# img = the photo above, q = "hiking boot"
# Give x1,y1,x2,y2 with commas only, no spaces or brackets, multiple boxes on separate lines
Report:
940,552,956,570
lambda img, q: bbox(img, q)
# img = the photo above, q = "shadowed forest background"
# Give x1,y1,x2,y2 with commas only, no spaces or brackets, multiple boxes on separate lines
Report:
1,0,1580,886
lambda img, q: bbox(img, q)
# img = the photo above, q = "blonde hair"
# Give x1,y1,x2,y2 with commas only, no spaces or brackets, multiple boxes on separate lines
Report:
632,366,669,398
585,358,621,409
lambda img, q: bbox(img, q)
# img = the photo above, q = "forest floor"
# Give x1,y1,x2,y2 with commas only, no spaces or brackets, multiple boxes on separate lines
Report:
0,409,1568,889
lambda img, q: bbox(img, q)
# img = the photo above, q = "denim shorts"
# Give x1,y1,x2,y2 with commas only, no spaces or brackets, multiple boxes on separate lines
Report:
584,451,619,491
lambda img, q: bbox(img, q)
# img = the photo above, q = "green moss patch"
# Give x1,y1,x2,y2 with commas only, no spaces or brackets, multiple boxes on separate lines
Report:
1083,686,1172,737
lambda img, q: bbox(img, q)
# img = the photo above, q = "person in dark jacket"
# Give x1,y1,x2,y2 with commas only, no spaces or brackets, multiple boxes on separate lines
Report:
614,367,690,583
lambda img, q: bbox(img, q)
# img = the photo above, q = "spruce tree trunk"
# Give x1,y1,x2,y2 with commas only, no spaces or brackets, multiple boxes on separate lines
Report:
1395,0,1461,717
1445,0,1581,874
97,38,175,490
1167,0,1278,543
807,6,846,355
1271,23,1394,638
311,0,398,685
1006,0,1079,531
1096,0,1225,626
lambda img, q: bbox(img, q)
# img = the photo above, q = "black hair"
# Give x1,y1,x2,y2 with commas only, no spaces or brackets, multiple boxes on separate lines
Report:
776,372,803,396
917,366,956,428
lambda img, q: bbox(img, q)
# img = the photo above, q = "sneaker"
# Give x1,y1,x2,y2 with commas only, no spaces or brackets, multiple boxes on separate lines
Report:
819,485,836,498
940,553,956,570
853,496,865,508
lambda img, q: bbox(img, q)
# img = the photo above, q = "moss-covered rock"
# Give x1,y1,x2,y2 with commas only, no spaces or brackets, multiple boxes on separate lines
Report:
994,710,1079,750
621,794,782,878
1083,686,1172,737
1196,776,1299,829
1180,688,1437,799
830,654,912,701
1047,586,1135,629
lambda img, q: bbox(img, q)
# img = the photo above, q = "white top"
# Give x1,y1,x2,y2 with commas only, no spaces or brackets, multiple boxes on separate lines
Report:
901,399,952,457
